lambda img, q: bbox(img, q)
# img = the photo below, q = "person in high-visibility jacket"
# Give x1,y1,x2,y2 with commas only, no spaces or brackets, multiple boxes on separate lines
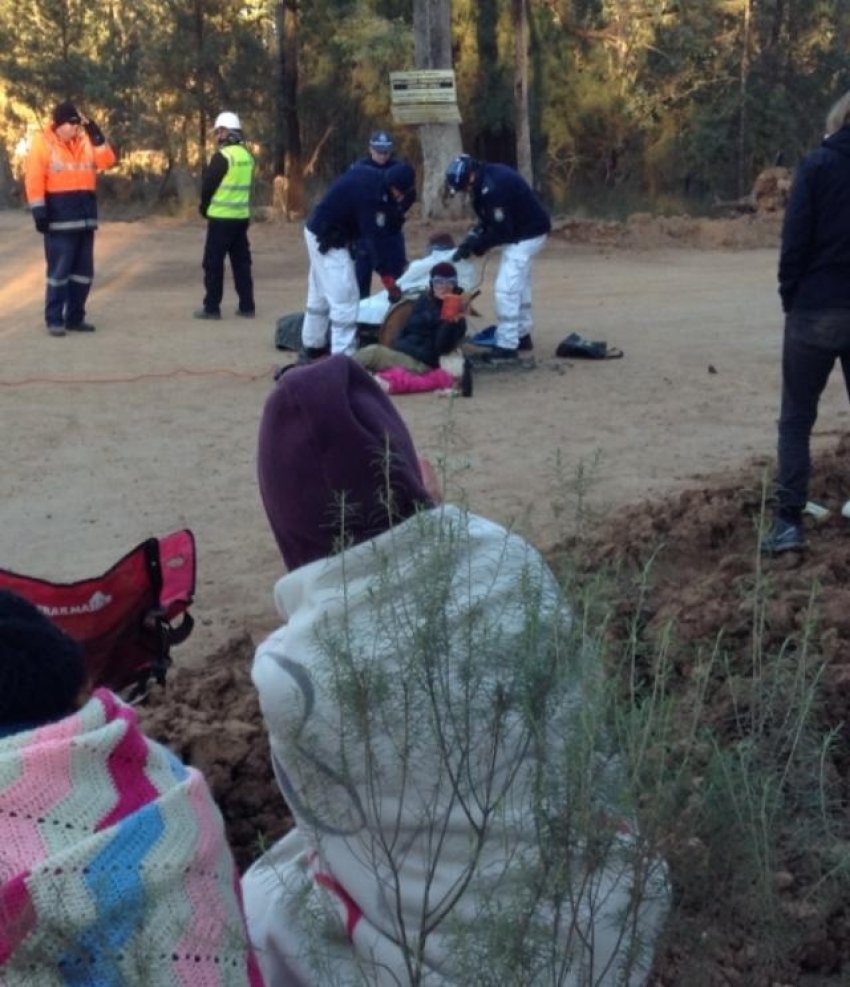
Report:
195,112,256,320
24,101,117,337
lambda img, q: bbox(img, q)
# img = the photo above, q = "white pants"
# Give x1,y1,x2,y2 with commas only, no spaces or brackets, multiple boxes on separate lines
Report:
494,233,548,350
302,229,359,355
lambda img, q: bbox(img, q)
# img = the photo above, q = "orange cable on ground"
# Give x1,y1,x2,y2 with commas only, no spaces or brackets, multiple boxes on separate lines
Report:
0,366,279,388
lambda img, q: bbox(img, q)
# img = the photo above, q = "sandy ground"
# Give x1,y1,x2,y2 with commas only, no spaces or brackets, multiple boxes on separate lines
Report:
2,208,849,666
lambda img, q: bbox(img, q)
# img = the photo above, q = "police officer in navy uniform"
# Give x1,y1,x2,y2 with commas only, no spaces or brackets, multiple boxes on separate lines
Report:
301,161,416,358
446,154,551,358
351,131,412,298
195,111,256,320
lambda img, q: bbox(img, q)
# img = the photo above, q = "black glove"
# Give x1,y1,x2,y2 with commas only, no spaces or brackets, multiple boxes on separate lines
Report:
452,242,472,262
32,207,48,234
83,119,106,146
317,239,331,255
199,203,208,219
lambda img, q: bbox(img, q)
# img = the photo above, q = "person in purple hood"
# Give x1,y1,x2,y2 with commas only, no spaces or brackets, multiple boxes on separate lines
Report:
242,355,669,986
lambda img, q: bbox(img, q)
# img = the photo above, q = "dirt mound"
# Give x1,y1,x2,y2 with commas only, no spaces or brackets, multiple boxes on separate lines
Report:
553,211,783,251
137,632,292,873
556,436,850,985
138,439,850,982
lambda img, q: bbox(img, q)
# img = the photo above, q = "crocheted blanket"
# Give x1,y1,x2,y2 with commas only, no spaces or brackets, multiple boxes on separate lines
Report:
0,688,263,986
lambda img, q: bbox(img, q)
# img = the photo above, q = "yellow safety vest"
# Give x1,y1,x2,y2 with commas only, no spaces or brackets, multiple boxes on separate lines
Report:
207,144,254,219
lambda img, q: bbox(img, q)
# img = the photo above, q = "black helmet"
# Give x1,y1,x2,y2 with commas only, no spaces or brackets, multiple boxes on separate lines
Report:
445,154,477,193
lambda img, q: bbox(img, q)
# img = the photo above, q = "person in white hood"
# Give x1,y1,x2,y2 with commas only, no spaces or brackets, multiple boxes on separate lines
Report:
242,355,669,986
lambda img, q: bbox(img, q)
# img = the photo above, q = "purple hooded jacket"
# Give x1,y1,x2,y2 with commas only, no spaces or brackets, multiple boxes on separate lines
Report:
257,355,433,571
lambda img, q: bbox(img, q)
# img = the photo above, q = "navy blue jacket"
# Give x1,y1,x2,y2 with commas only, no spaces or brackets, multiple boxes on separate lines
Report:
779,127,850,312
306,167,406,274
463,163,551,255
393,292,466,368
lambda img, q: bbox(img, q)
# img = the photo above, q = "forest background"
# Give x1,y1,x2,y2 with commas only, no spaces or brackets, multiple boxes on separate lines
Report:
0,0,846,220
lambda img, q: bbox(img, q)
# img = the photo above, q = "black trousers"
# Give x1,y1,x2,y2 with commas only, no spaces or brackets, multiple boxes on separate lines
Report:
776,309,850,521
354,230,406,299
202,218,254,314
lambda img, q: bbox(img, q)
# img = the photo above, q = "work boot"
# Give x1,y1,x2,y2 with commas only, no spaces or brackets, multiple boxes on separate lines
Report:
470,324,497,347
297,346,331,365
66,321,96,332
487,346,520,360
760,518,805,555
193,308,221,320
47,324,66,337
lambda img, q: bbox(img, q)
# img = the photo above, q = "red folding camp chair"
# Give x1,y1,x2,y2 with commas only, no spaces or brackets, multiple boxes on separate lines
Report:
0,529,196,697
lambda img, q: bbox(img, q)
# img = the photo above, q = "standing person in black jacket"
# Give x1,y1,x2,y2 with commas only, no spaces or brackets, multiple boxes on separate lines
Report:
445,154,551,358
354,261,467,373
763,92,850,554
194,111,256,320
301,161,416,358
351,131,411,299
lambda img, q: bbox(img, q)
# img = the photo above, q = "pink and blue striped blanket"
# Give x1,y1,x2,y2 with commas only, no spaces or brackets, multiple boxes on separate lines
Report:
0,688,263,986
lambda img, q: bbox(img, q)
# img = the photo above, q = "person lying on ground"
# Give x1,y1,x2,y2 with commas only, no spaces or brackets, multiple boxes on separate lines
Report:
356,231,479,326
242,354,670,986
354,261,467,375
0,589,263,986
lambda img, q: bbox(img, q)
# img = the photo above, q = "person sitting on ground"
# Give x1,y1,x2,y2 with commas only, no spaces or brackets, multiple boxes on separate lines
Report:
0,589,263,986
354,261,467,375
241,355,670,986
356,231,479,327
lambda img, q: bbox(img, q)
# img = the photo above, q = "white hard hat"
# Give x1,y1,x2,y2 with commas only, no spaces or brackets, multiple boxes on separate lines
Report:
214,111,241,131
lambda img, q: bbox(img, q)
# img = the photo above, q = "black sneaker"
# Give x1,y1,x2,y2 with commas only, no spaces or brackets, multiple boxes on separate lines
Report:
235,309,256,318
66,321,96,332
193,308,221,320
517,335,534,352
761,519,805,555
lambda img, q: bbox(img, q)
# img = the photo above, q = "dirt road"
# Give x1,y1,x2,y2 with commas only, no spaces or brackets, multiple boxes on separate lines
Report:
3,208,849,664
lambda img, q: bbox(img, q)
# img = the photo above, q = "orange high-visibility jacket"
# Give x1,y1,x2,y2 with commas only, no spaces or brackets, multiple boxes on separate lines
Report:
25,125,117,232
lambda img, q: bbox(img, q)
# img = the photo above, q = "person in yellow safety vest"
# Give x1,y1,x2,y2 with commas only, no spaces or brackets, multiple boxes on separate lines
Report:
195,111,256,320
24,101,117,337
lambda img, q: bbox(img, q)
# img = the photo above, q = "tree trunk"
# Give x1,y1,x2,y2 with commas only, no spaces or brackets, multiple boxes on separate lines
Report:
413,0,463,220
512,0,532,183
194,0,207,157
281,0,305,218
737,0,752,197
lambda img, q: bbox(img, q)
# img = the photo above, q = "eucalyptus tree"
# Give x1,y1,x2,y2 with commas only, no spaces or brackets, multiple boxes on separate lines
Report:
413,0,463,218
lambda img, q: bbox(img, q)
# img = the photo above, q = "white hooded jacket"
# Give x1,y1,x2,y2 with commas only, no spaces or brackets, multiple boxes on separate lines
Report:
242,505,668,986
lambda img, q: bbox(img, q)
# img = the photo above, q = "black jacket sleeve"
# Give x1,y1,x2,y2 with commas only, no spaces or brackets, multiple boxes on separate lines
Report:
778,162,815,313
199,152,229,218
393,294,467,368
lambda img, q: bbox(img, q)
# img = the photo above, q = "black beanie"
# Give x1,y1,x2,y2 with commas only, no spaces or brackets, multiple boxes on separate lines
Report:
52,101,81,126
429,261,458,281
0,590,87,728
